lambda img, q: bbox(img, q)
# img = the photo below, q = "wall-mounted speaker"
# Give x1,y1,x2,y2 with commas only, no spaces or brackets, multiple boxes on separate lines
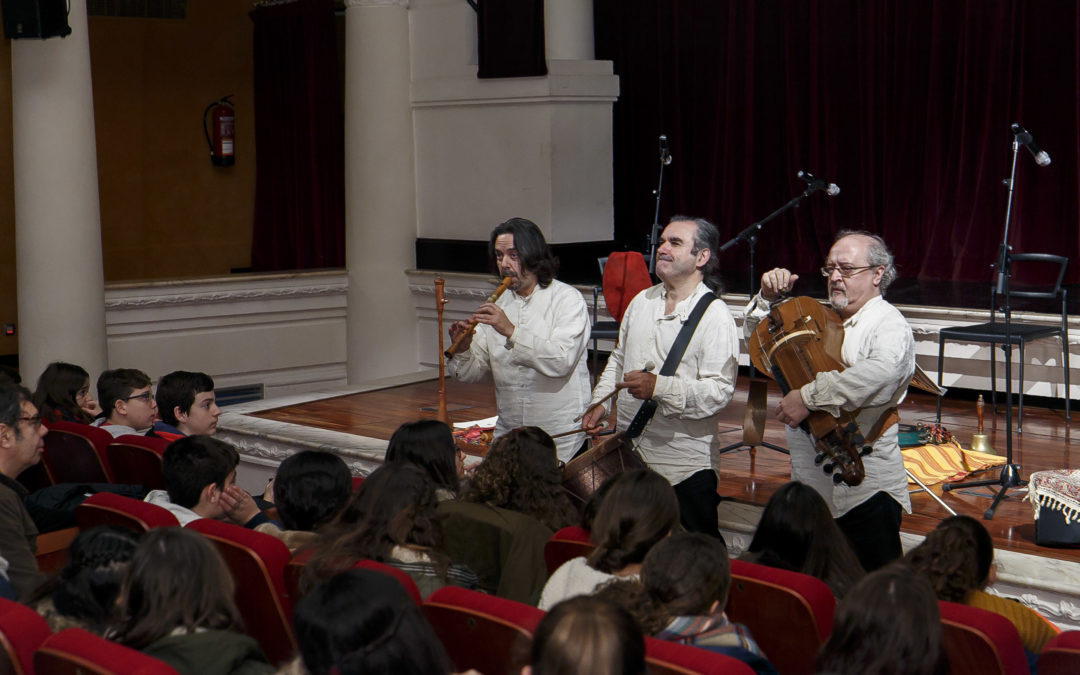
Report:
2,0,72,40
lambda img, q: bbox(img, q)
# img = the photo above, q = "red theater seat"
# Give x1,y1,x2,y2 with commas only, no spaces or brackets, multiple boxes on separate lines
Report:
645,636,756,675
41,421,114,484
1039,630,1080,675
0,597,52,675
543,525,594,575
423,586,543,675
34,628,178,674
75,492,180,533
726,559,835,675
185,519,296,665
938,600,1028,675
106,435,169,489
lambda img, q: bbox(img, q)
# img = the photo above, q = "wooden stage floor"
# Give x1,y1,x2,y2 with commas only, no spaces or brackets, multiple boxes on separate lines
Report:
253,374,1079,563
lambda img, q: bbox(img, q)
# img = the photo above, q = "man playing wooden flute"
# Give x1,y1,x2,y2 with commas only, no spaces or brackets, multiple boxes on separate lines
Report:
743,230,914,572
446,218,592,462
582,216,739,536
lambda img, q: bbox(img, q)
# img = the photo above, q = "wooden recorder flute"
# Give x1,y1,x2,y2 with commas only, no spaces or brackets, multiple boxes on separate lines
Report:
444,276,514,358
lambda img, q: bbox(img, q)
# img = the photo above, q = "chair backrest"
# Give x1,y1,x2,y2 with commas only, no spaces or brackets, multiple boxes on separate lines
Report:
0,597,52,675
284,550,423,608
422,585,543,675
106,435,169,489
34,628,179,675
938,600,1028,675
185,519,296,665
726,559,835,675
544,525,594,575
1003,252,1069,300
1038,630,1080,675
41,421,114,484
644,636,756,675
75,492,180,533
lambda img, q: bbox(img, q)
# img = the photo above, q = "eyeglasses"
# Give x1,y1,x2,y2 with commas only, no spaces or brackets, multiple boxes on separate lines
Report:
124,392,154,403
820,264,878,278
18,415,42,428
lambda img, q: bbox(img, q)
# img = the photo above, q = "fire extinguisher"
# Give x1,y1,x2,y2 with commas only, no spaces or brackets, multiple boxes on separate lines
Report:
203,95,235,166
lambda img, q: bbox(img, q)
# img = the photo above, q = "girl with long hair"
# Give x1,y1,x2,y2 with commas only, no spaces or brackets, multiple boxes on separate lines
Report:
740,481,865,598
111,527,271,675
905,515,1059,654
463,426,577,532
307,463,478,597
33,361,101,424
538,469,678,610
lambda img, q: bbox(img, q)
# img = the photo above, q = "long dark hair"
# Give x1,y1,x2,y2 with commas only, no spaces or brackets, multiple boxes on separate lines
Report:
33,361,93,424
587,469,679,574
294,569,453,675
489,218,559,288
904,515,994,602
816,563,948,675
530,595,646,675
385,419,459,493
744,481,865,598
307,464,449,581
463,426,577,532
28,526,139,632
595,532,730,635
113,528,244,649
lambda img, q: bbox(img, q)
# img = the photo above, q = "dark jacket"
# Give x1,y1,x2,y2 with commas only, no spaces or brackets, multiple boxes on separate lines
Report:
141,629,273,675
0,473,42,598
438,500,552,605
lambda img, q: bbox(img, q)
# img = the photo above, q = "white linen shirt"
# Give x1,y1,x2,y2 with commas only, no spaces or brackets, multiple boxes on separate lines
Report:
743,293,914,516
446,279,592,461
590,282,739,485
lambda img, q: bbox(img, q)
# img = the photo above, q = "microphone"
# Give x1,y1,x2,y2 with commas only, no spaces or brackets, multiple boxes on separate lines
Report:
1011,123,1051,166
798,170,841,196
659,134,672,165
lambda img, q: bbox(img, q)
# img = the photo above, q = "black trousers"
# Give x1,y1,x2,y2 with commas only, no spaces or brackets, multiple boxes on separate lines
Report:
673,469,723,540
835,490,903,572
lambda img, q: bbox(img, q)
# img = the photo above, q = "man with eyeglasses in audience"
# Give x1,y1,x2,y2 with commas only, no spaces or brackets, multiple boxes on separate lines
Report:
742,230,914,572
91,368,158,437
0,380,48,596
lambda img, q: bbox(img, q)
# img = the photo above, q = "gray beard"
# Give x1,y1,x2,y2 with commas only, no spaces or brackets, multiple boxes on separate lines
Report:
830,291,849,311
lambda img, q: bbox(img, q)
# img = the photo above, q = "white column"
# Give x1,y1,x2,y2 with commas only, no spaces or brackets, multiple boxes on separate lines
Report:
344,0,420,383
11,0,108,383
545,0,594,60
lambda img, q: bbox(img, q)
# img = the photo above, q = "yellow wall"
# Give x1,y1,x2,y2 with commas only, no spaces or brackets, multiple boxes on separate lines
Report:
89,1,255,281
0,2,257,357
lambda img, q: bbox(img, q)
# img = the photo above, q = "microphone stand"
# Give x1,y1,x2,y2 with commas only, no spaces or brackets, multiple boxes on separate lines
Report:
646,138,671,274
942,135,1024,519
717,180,827,458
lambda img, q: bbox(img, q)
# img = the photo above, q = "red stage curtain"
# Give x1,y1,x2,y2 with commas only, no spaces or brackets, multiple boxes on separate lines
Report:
250,0,344,271
596,0,1080,286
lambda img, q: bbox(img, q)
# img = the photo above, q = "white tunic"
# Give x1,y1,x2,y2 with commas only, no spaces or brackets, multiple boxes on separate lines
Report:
743,294,914,516
446,279,592,462
590,282,739,485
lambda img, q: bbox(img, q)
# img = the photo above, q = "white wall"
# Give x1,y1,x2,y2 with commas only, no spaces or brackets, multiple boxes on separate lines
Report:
105,271,347,397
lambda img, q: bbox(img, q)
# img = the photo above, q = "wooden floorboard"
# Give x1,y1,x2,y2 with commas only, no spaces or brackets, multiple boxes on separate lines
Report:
251,374,1080,563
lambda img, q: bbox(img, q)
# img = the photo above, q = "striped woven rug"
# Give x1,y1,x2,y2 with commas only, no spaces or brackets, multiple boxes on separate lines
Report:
902,440,1006,486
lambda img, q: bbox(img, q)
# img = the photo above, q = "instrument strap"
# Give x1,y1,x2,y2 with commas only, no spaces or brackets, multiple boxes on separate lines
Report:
864,406,900,445
624,293,717,439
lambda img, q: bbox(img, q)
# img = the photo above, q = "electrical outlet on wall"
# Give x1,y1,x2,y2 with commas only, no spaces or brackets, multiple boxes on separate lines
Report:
3,324,14,337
